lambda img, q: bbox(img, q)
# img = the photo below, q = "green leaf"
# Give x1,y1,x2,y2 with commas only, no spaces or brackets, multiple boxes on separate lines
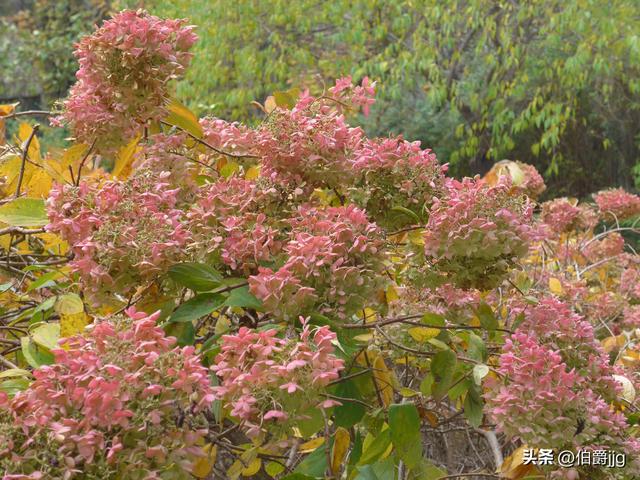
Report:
223,285,262,310
390,205,420,223
334,378,366,428
164,321,196,346
20,336,54,368
466,333,487,362
168,262,222,291
431,348,457,399
31,322,60,350
389,403,422,468
0,197,47,227
463,383,484,428
0,368,31,379
472,364,490,385
358,428,391,465
0,377,30,396
0,282,12,293
355,458,395,480
476,303,498,331
421,312,445,326
27,271,62,292
294,443,327,477
170,293,225,323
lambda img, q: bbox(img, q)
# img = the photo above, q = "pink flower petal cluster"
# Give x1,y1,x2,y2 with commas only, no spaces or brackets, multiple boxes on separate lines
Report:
200,117,256,156
583,232,625,262
55,10,197,150
46,172,190,303
249,205,387,319
255,78,371,190
211,318,344,440
0,309,213,479
516,162,546,199
349,136,447,228
423,177,534,289
328,75,376,116
188,178,283,273
594,188,640,221
486,298,636,475
540,198,598,234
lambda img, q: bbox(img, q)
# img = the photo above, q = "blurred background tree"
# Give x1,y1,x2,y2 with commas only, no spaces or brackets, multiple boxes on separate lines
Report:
2,0,640,198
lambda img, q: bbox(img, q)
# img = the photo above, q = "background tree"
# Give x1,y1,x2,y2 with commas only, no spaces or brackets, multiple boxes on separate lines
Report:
117,0,640,197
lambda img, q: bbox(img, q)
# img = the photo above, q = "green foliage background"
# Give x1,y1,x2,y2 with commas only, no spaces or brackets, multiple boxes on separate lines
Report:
4,0,640,197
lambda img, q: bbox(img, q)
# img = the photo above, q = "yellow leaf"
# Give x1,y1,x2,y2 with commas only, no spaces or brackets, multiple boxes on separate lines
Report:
165,99,203,138
24,168,52,198
18,123,41,162
299,436,325,453
56,293,90,339
241,458,261,477
112,135,141,179
192,443,218,478
372,354,395,406
385,284,399,303
498,445,540,479
408,229,424,246
264,96,277,113
548,277,564,295
245,165,260,180
0,103,17,145
331,427,350,474
408,327,441,342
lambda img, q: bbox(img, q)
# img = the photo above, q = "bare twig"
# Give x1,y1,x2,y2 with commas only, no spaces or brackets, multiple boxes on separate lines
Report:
15,124,40,197
75,139,97,186
1,110,52,120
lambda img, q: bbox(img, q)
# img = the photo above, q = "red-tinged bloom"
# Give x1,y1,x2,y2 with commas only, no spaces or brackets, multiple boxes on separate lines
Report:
486,298,638,478
422,176,534,289
0,309,213,478
249,205,387,319
211,318,344,441
56,10,197,151
594,188,640,221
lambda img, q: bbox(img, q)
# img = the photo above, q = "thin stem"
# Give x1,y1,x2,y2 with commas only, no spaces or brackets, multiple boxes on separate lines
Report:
15,124,39,197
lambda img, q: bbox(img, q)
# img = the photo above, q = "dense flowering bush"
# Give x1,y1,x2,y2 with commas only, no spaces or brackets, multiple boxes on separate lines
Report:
0,309,213,479
422,177,534,289
211,318,344,441
486,298,638,478
593,188,640,221
5,8,640,480
55,10,197,151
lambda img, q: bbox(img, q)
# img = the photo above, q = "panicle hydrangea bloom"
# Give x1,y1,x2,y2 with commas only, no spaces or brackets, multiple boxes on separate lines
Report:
46,172,190,303
422,177,534,289
255,78,374,190
593,188,640,221
211,318,344,441
56,10,197,151
132,133,200,201
516,162,546,199
486,298,638,478
583,232,626,262
540,198,598,234
0,309,213,479
249,205,387,320
348,136,447,229
188,178,284,274
200,117,256,156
